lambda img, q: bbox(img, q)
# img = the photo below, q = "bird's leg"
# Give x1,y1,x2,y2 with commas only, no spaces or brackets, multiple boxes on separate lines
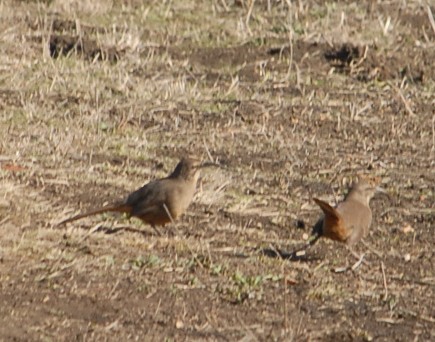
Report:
350,252,366,271
333,248,367,273
347,246,370,266
162,203,182,236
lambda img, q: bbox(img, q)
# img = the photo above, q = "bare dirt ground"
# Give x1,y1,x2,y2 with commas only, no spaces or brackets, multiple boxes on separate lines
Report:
1,0,434,340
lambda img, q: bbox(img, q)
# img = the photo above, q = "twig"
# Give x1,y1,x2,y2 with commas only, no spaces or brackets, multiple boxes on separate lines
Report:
389,82,417,117
245,0,256,35
361,240,383,258
0,215,10,226
432,115,435,151
13,231,26,252
202,138,213,162
108,279,120,299
282,263,288,334
381,261,388,301
381,206,435,218
220,0,230,12
399,309,435,323
352,45,369,69
78,223,104,243
427,4,435,35
286,22,294,79
237,315,260,342
153,298,162,320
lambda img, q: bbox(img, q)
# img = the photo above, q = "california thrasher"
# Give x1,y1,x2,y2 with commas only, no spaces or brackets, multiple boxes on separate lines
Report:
59,157,216,232
263,179,385,261
311,179,385,246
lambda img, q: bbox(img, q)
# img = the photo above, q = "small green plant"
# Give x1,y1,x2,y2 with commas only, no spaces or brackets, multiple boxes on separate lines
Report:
123,254,161,271
222,271,265,304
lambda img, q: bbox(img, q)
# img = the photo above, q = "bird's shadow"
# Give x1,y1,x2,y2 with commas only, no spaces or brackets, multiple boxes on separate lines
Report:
260,247,320,262
95,225,154,237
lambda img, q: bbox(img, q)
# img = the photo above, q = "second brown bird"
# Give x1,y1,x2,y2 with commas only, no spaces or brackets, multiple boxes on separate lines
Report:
311,179,385,246
59,157,214,232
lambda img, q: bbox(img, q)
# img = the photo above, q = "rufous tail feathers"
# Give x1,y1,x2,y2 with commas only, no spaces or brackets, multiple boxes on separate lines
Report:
313,198,341,220
313,197,348,242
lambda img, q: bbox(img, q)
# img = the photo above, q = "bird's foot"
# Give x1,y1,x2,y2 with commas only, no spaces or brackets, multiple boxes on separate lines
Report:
333,253,366,273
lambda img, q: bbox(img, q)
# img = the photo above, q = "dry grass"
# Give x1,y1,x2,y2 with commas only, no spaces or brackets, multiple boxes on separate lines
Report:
1,0,434,340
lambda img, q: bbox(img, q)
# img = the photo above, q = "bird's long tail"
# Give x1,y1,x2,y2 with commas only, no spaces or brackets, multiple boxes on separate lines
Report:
58,203,131,225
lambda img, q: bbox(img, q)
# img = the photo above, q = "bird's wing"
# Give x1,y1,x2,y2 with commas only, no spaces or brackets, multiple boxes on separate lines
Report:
126,180,169,216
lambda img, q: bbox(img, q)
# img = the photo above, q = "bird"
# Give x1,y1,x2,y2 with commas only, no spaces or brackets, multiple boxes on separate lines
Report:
262,178,386,262
311,179,385,246
58,157,216,233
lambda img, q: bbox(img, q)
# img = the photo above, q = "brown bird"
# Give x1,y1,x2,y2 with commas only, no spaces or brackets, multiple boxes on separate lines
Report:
264,178,386,261
59,157,216,233
311,179,385,246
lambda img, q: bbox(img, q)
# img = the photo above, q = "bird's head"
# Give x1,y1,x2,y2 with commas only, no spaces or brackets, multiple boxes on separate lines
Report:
170,156,220,181
347,176,387,205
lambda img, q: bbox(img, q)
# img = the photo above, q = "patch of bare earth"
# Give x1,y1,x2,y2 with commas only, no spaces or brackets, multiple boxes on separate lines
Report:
1,0,434,340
